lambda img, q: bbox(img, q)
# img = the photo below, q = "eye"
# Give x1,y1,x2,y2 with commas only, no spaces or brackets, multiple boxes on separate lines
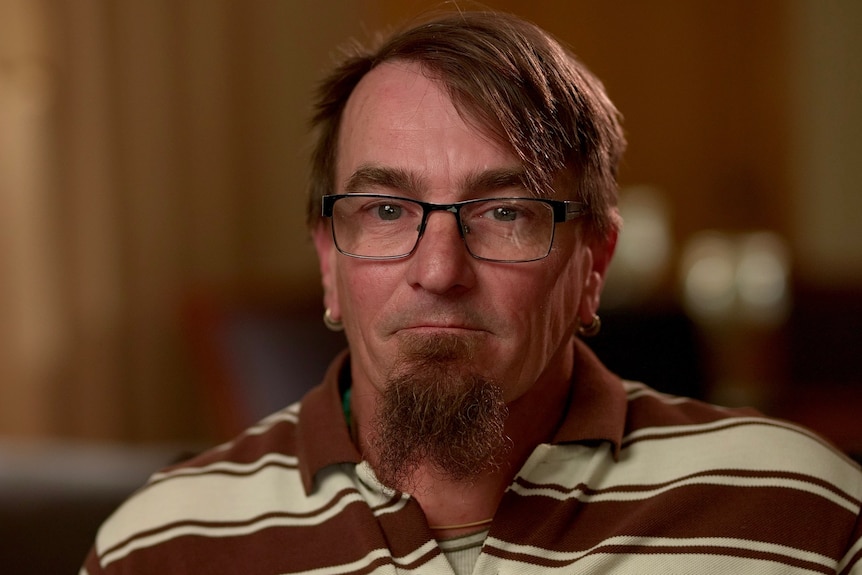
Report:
475,202,524,223
376,202,402,221
491,206,518,222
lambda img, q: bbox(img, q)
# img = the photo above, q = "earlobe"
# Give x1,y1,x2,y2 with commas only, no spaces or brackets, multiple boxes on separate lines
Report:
312,222,341,320
578,269,604,324
578,232,617,324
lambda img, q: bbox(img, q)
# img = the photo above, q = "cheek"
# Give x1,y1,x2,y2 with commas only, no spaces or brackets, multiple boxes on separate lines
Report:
535,254,584,340
336,262,396,324
490,259,578,347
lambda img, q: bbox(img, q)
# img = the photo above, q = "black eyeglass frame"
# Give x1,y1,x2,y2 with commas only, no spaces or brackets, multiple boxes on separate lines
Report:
321,193,585,263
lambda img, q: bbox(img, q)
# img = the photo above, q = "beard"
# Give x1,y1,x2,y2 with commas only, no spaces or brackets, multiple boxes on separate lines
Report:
368,333,511,492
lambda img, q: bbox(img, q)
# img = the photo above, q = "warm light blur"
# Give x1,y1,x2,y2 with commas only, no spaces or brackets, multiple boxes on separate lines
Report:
680,231,790,328
603,186,673,308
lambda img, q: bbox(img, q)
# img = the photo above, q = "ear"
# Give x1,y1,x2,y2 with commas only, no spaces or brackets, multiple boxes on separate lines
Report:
312,221,341,321
578,229,618,324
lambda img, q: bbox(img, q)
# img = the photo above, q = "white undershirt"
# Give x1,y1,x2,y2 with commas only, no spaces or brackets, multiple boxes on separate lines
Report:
437,529,489,575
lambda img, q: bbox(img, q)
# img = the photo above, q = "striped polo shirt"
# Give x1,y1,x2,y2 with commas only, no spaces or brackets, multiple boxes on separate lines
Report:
82,342,862,574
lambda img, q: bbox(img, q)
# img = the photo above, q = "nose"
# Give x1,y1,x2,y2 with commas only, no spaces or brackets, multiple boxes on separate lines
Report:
405,210,476,294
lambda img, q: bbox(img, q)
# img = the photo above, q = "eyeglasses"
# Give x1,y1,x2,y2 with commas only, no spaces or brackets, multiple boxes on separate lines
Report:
321,194,584,263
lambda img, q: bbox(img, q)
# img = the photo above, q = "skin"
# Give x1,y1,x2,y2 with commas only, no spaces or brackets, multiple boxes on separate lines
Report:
313,61,616,531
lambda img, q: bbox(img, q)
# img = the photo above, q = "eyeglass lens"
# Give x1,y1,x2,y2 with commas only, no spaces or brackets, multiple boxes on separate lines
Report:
330,195,556,262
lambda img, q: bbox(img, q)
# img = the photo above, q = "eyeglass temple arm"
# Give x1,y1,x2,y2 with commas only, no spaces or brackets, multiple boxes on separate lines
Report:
554,200,585,222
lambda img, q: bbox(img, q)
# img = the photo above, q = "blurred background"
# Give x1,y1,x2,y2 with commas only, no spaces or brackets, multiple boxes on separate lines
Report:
1,0,860,570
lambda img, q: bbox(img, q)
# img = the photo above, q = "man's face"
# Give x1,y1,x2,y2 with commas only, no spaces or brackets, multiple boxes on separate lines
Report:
314,61,609,406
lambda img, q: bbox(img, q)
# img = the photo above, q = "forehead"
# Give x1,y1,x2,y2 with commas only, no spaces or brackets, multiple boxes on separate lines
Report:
336,61,521,193
343,62,457,131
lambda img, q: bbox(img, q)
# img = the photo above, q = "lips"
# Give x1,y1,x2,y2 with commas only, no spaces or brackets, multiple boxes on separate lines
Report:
381,308,490,337
397,325,483,335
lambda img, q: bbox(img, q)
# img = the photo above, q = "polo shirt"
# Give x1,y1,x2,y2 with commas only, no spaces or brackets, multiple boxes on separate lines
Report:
82,342,862,574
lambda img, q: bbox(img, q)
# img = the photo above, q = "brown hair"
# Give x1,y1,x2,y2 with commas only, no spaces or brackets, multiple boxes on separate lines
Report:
306,10,626,241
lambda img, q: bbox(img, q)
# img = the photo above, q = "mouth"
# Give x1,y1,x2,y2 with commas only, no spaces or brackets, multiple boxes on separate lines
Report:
382,308,492,338
397,325,485,335
402,318,479,328
392,322,489,339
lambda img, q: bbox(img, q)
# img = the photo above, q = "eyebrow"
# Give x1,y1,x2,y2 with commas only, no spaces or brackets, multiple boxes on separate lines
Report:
463,167,531,196
344,166,423,196
343,165,530,198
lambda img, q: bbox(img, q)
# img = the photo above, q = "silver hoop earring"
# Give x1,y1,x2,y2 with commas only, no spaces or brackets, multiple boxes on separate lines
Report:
577,314,601,337
323,308,344,332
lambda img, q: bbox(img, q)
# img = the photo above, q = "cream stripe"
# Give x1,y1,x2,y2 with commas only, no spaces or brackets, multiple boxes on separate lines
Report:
208,407,300,454
150,451,299,482
622,415,811,444
837,532,862,573
392,540,440,569
526,425,860,495
98,465,354,552
623,383,692,405
238,407,300,437
101,491,368,567
372,494,410,517
510,472,859,513
621,420,860,489
488,535,835,569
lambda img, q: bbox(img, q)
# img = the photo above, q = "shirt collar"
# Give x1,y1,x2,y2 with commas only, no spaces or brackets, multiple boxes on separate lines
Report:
297,350,361,494
551,338,626,458
297,340,627,494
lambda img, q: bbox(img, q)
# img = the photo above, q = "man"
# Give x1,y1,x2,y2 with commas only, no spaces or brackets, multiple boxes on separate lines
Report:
83,10,861,575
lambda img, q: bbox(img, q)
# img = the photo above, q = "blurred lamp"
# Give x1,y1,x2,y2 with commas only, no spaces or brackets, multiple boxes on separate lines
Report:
680,231,790,328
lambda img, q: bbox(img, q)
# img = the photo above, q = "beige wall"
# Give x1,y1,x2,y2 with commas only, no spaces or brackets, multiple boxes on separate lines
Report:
0,0,859,442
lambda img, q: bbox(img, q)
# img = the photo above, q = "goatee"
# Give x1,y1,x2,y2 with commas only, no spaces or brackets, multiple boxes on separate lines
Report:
369,333,511,491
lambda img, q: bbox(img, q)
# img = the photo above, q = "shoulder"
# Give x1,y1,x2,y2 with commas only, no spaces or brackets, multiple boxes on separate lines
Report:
620,381,862,496
133,400,305,494
89,404,309,568
165,403,304,473
622,379,763,428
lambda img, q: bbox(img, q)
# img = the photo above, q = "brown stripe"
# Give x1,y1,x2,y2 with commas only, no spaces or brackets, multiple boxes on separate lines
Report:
514,467,861,507
484,542,834,574
495,482,854,560
375,496,440,559
623,388,760,428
